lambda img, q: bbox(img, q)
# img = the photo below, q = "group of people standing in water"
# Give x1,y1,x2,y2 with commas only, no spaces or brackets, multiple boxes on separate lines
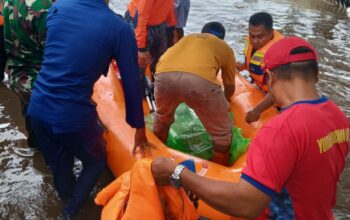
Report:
0,0,349,218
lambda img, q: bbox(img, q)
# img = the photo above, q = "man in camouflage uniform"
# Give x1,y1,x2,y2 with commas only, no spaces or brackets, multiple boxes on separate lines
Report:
0,2,7,81
3,0,52,155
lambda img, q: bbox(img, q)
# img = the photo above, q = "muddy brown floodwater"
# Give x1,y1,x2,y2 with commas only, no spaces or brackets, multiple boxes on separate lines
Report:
1,0,349,219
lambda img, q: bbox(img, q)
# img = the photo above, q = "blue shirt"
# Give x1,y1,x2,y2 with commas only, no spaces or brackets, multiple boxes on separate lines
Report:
28,0,145,131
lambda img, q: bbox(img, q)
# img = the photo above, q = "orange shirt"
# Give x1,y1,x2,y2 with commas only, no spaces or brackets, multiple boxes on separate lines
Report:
127,0,176,49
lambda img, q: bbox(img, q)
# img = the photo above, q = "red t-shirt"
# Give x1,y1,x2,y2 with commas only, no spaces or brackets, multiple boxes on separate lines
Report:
242,97,349,220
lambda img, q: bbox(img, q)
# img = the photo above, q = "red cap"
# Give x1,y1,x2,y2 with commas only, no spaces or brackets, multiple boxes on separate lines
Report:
262,36,318,72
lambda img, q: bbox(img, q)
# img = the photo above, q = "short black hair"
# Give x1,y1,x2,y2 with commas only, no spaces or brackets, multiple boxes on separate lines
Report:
201,21,225,39
272,47,319,81
249,12,273,31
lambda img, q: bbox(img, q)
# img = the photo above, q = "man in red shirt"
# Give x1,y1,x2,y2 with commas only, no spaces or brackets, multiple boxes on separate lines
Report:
151,36,349,219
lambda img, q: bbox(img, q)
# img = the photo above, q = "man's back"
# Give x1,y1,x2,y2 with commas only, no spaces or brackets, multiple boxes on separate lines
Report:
243,97,349,219
156,33,236,85
29,0,143,129
280,99,348,219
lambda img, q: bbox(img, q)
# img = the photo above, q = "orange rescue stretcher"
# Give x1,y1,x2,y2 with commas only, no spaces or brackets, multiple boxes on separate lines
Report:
92,63,277,220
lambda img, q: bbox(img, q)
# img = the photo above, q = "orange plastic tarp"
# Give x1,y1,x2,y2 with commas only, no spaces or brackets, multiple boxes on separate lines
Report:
95,159,199,220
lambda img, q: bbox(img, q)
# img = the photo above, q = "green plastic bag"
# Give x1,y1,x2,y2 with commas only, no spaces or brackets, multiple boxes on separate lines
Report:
145,103,250,164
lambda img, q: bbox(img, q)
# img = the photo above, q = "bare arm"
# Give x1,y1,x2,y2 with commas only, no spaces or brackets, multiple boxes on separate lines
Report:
224,84,235,103
152,157,271,219
180,169,271,219
221,47,236,103
133,127,157,156
236,62,247,72
246,93,275,123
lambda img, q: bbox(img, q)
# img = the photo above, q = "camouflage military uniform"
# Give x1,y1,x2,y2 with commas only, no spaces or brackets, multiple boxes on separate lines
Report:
3,0,52,92
3,0,52,148
0,2,7,81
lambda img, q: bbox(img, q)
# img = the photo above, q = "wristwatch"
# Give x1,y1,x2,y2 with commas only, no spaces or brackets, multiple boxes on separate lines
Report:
169,164,186,189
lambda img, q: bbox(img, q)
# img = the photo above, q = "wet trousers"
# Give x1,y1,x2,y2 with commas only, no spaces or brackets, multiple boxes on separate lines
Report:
30,117,106,215
14,89,38,149
153,72,232,153
0,26,6,81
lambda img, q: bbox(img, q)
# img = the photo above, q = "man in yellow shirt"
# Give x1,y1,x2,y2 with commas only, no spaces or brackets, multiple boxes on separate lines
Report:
153,22,236,165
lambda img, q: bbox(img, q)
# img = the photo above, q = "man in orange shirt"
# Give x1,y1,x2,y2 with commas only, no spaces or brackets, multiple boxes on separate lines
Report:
124,0,176,76
153,22,236,166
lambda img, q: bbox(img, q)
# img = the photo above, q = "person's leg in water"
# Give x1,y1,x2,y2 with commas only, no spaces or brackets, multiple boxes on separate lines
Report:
0,26,7,81
30,117,76,201
181,73,232,166
60,122,106,216
12,83,39,157
30,117,106,216
153,72,182,143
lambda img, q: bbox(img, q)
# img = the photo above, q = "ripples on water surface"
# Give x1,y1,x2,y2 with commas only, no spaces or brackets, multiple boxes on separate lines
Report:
0,0,349,219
